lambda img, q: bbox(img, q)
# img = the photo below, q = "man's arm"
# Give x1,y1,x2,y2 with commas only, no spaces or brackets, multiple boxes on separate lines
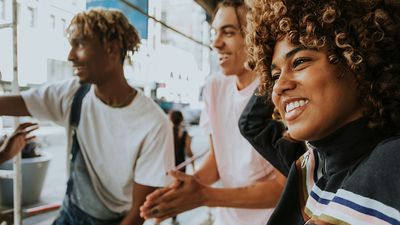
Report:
203,169,285,208
120,182,158,225
0,95,31,116
140,135,286,221
139,135,219,221
193,135,219,185
140,168,285,222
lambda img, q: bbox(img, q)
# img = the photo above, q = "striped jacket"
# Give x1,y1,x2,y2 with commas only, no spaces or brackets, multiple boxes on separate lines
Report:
239,94,400,225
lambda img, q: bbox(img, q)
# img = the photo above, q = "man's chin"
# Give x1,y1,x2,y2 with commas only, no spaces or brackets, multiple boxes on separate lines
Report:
76,75,89,84
222,72,236,77
220,69,236,76
78,80,89,85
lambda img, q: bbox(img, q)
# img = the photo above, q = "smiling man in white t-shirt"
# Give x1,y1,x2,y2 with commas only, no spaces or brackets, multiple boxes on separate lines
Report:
0,8,174,225
140,1,285,225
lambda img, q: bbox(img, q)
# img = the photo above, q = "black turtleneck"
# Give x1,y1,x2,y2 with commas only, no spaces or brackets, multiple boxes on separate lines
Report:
309,118,383,177
239,94,400,225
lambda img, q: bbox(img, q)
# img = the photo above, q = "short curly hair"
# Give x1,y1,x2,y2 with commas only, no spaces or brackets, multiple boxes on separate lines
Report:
67,8,140,64
247,0,400,135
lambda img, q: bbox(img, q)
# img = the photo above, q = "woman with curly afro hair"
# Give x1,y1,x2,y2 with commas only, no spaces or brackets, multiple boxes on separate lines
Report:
240,0,400,224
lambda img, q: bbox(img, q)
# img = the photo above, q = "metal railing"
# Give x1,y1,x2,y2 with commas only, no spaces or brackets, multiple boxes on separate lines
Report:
0,0,23,224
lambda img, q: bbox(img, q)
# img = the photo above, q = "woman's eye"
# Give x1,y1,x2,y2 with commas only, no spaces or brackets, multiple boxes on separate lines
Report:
292,57,310,69
271,72,280,83
222,29,236,37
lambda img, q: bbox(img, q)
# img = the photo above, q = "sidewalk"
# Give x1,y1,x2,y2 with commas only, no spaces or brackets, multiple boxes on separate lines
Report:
13,125,214,225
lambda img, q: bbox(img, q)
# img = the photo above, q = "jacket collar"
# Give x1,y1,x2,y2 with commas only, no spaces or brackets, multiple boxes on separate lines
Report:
308,118,385,176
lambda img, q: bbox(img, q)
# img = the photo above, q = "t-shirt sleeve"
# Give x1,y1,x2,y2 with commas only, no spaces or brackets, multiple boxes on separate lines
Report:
134,118,175,187
20,79,80,127
199,77,213,135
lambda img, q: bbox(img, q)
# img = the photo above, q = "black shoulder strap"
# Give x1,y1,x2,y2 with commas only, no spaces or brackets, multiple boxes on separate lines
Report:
70,84,91,128
66,84,91,197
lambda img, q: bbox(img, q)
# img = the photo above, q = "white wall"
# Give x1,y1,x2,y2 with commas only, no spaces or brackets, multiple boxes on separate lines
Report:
0,0,85,86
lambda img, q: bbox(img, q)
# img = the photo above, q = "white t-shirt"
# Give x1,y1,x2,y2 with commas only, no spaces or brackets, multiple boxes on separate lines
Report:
200,74,275,225
21,78,174,213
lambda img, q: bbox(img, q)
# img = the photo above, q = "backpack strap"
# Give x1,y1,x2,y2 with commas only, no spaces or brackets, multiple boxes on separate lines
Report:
69,84,90,162
70,84,91,128
66,84,90,197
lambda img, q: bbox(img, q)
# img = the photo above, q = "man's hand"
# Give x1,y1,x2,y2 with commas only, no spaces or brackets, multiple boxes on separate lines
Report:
140,170,208,222
0,122,38,163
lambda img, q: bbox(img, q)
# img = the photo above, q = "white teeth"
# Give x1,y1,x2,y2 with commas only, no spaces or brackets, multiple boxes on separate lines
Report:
285,100,308,113
219,54,229,61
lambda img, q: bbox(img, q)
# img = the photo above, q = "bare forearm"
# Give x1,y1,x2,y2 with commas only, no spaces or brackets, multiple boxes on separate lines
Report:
204,172,285,208
194,164,219,186
0,95,30,116
121,182,157,225
194,147,219,185
120,211,144,225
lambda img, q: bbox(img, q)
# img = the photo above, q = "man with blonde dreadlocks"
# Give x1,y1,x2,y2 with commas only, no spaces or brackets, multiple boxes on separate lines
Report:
0,8,174,225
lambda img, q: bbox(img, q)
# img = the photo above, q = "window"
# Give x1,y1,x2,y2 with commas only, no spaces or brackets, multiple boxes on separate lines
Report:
50,14,55,29
27,7,36,27
61,18,66,36
0,0,5,20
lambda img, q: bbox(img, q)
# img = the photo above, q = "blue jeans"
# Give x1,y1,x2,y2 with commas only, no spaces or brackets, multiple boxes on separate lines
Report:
52,200,123,225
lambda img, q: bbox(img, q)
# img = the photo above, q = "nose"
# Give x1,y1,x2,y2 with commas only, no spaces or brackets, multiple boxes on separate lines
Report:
212,33,224,50
272,70,296,96
68,47,76,62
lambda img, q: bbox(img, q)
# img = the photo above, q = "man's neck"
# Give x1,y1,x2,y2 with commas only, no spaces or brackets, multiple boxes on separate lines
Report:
94,74,137,108
235,70,257,91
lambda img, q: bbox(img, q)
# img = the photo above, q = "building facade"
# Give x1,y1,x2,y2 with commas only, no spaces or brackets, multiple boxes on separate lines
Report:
0,0,85,89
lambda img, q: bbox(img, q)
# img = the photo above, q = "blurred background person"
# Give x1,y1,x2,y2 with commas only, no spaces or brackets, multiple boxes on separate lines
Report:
169,110,194,225
169,110,195,173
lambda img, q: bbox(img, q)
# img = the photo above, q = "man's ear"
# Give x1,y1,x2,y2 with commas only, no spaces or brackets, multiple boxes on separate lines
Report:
107,40,122,61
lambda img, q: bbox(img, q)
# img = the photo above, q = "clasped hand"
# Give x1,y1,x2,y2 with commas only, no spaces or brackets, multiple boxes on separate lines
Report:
140,170,207,223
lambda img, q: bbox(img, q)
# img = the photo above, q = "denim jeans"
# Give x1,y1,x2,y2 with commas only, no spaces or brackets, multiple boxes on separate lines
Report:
52,200,123,225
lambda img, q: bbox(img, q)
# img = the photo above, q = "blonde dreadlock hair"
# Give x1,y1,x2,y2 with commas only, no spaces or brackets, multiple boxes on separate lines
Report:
67,8,140,64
